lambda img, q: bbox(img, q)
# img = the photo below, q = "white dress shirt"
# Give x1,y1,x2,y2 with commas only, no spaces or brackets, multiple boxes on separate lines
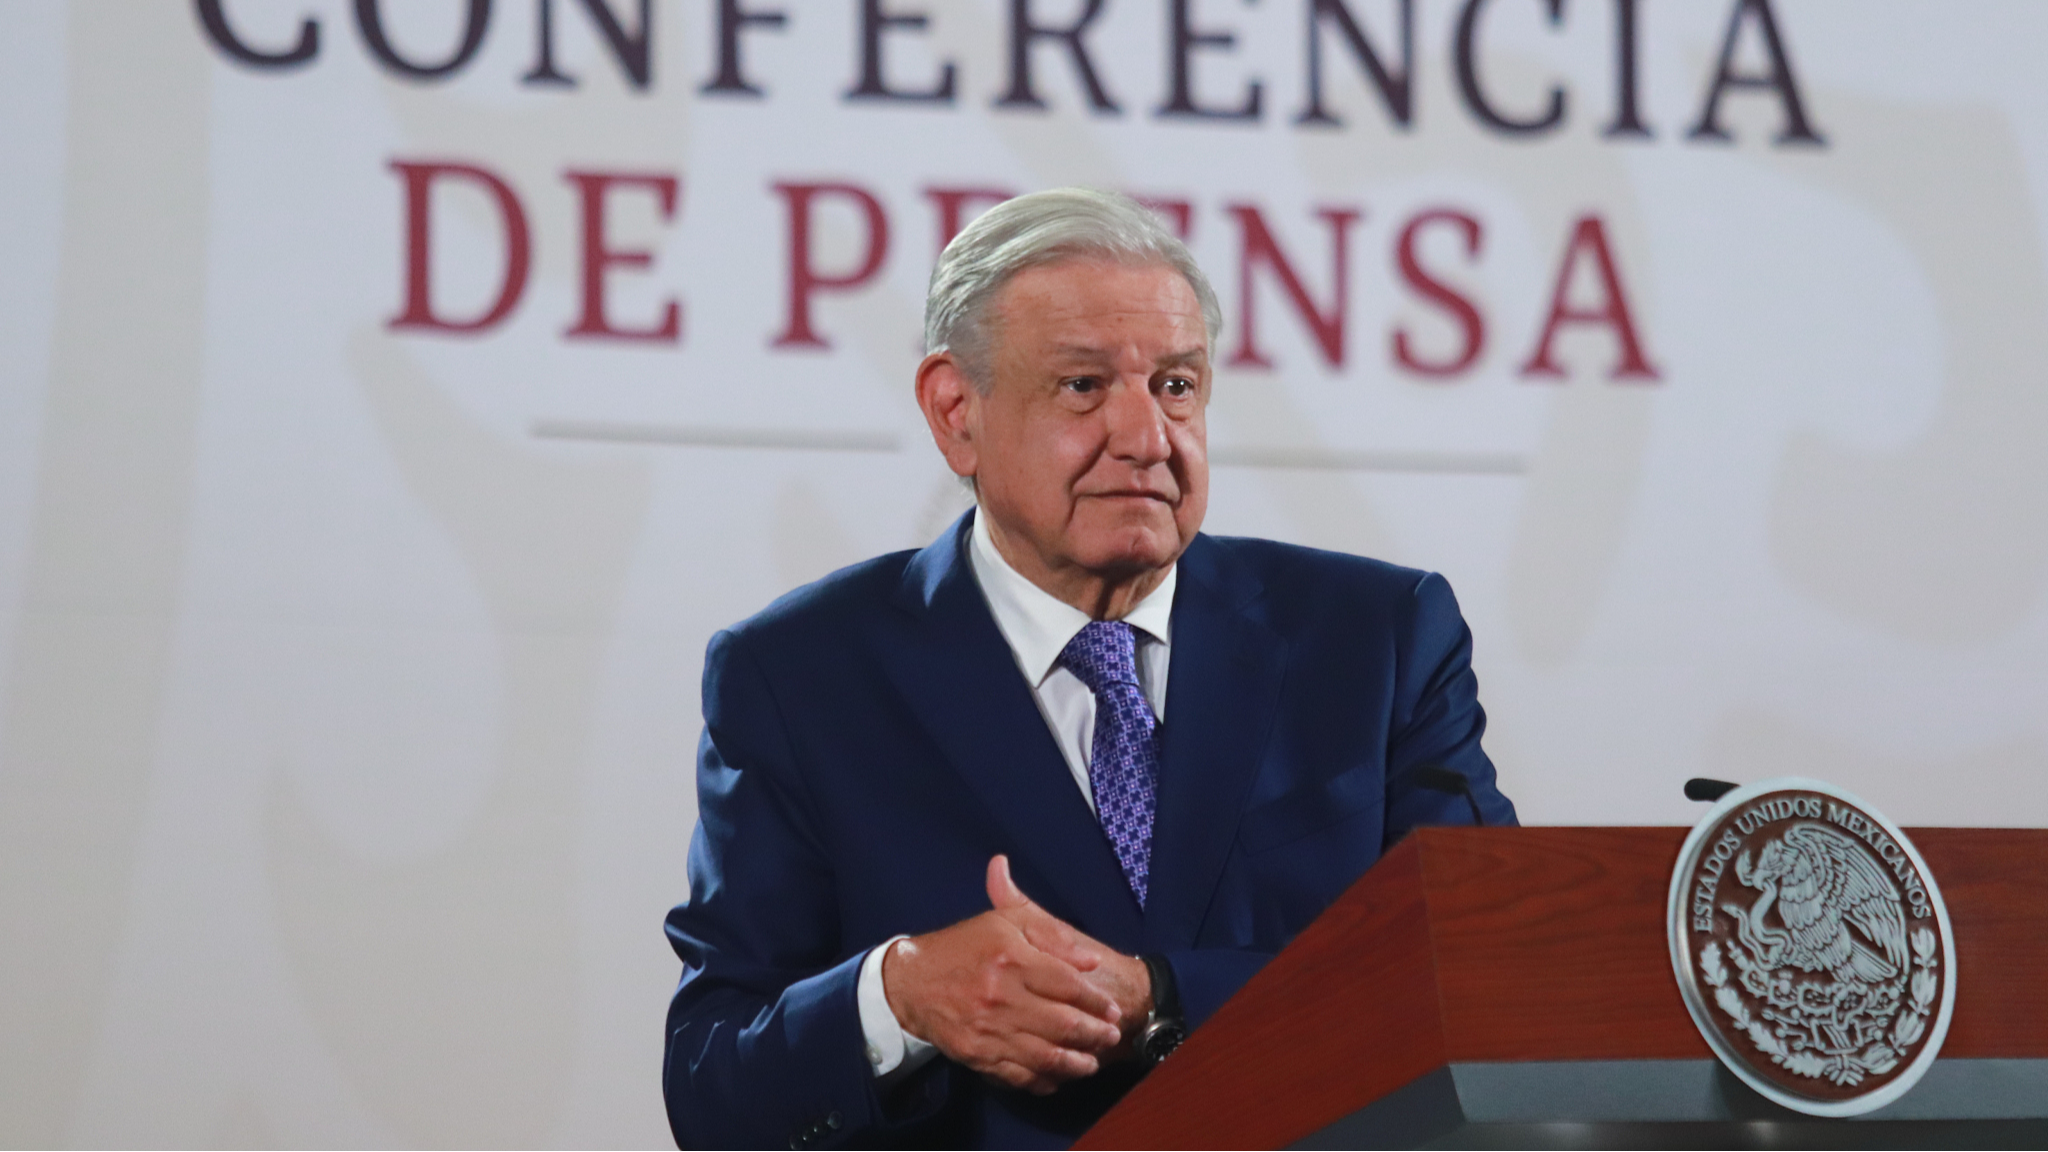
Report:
856,511,1177,1078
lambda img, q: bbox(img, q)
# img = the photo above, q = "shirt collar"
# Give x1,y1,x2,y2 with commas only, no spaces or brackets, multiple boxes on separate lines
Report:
967,507,1177,686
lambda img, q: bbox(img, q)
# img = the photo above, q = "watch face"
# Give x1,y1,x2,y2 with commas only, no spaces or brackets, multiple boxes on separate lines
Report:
1140,1020,1186,1066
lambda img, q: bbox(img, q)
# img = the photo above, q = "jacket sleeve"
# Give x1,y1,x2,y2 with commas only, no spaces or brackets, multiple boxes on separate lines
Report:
662,630,946,1149
1382,572,1518,840
1159,948,1276,1032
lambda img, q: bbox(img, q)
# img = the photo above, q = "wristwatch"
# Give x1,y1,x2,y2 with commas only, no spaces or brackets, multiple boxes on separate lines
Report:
1136,954,1186,1068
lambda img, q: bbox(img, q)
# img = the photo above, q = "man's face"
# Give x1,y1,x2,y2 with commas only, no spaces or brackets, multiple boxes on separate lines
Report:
965,258,1211,585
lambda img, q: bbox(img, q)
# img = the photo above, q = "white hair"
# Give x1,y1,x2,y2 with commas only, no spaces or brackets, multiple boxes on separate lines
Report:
923,188,1223,389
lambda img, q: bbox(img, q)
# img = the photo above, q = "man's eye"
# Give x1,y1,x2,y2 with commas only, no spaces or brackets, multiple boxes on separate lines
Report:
1161,377,1194,397
1062,377,1100,393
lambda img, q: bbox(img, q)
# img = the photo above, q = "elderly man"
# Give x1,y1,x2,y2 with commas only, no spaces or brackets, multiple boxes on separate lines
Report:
663,189,1515,1149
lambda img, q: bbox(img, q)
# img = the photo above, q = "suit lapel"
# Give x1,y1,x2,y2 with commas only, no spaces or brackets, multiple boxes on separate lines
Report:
883,514,1145,946
1144,535,1287,952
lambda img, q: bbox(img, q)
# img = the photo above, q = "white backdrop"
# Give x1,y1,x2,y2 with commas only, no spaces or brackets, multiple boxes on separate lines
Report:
4,1,2047,1146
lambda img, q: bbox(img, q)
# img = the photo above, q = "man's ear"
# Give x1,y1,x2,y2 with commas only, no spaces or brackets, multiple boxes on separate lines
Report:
915,352,980,480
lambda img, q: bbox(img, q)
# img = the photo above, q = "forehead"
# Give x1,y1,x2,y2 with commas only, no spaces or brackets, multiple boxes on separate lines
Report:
990,258,1207,352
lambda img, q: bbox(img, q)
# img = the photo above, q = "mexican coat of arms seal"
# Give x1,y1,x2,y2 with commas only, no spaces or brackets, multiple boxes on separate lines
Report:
1667,778,1957,1116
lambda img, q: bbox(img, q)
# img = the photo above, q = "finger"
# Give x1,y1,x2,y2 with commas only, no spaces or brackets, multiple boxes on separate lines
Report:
1024,1035,1103,1082
996,1033,1103,1083
999,902,1102,972
986,854,1028,911
1044,1002,1126,1052
981,1061,1059,1096
972,1027,1101,1093
979,1058,1037,1091
1015,957,1122,1026
998,981,1124,1047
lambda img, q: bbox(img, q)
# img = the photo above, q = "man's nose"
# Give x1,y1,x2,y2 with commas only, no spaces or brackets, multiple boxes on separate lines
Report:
1103,378,1170,465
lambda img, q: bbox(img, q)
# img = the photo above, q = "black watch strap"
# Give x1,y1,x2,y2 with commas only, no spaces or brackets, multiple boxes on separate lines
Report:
1141,954,1182,1020
1137,954,1186,1068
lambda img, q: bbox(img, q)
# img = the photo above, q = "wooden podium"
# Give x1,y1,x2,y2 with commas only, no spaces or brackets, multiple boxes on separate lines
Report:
1077,827,2048,1149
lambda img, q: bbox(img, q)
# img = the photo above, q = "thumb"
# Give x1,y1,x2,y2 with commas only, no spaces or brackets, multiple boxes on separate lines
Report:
987,854,1030,911
987,856,1101,973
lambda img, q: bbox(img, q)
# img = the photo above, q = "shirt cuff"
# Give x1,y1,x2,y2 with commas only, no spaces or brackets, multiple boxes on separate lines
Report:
856,936,938,1078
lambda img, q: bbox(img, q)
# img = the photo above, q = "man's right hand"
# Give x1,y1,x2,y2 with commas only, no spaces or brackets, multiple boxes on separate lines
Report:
881,856,1126,1095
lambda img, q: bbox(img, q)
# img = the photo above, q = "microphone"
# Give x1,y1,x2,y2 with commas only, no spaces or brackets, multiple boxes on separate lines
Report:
1685,777,1738,802
1416,764,1486,827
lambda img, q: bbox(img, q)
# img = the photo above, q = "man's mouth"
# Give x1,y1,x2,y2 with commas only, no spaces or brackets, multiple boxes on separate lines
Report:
1081,489,1175,504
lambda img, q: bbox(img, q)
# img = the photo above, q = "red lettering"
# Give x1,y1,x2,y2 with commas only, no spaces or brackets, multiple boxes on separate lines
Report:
772,182,891,350
563,171,682,343
389,160,531,334
1227,204,1360,369
1392,209,1485,378
923,186,1015,252
1519,215,1660,381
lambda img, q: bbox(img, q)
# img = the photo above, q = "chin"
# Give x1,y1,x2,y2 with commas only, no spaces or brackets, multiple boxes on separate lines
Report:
1075,528,1183,575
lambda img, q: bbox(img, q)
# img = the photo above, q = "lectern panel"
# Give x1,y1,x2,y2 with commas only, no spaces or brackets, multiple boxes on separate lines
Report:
1423,828,1702,1061
1079,827,2048,1150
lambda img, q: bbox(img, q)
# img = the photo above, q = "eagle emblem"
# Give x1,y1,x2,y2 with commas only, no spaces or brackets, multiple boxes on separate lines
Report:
1668,780,1955,1117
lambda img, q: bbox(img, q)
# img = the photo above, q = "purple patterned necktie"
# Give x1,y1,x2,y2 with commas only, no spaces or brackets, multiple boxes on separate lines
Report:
1058,620,1159,907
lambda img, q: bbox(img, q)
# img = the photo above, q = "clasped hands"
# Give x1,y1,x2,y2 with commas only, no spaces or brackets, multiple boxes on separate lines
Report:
881,855,1153,1095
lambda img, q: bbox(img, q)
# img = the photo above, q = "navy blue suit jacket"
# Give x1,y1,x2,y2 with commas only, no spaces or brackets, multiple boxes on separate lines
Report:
663,513,1515,1148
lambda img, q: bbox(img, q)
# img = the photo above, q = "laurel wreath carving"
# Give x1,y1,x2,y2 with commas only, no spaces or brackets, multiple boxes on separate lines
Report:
1893,927,1939,1050
1699,926,1939,1086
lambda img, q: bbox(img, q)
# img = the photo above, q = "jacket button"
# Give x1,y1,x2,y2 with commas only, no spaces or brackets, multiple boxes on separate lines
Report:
826,1112,842,1131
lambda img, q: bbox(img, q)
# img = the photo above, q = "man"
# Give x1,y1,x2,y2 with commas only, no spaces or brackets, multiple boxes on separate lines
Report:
663,189,1515,1148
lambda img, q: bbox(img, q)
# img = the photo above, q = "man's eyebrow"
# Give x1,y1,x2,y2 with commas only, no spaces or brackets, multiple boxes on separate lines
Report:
1047,342,1115,361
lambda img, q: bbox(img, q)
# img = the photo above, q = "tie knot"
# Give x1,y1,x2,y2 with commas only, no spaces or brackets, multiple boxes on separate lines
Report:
1058,620,1141,695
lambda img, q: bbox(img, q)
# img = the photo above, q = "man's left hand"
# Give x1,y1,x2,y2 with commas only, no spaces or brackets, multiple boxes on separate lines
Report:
984,856,1153,1056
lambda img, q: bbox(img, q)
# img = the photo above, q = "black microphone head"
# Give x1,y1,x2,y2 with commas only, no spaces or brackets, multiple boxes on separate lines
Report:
1413,764,1486,827
1414,765,1467,795
1685,777,1739,803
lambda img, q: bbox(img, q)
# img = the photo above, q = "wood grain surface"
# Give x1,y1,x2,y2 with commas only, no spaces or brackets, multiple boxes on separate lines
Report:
1422,827,1704,1061
1076,826,2047,1150
1914,828,2048,1057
